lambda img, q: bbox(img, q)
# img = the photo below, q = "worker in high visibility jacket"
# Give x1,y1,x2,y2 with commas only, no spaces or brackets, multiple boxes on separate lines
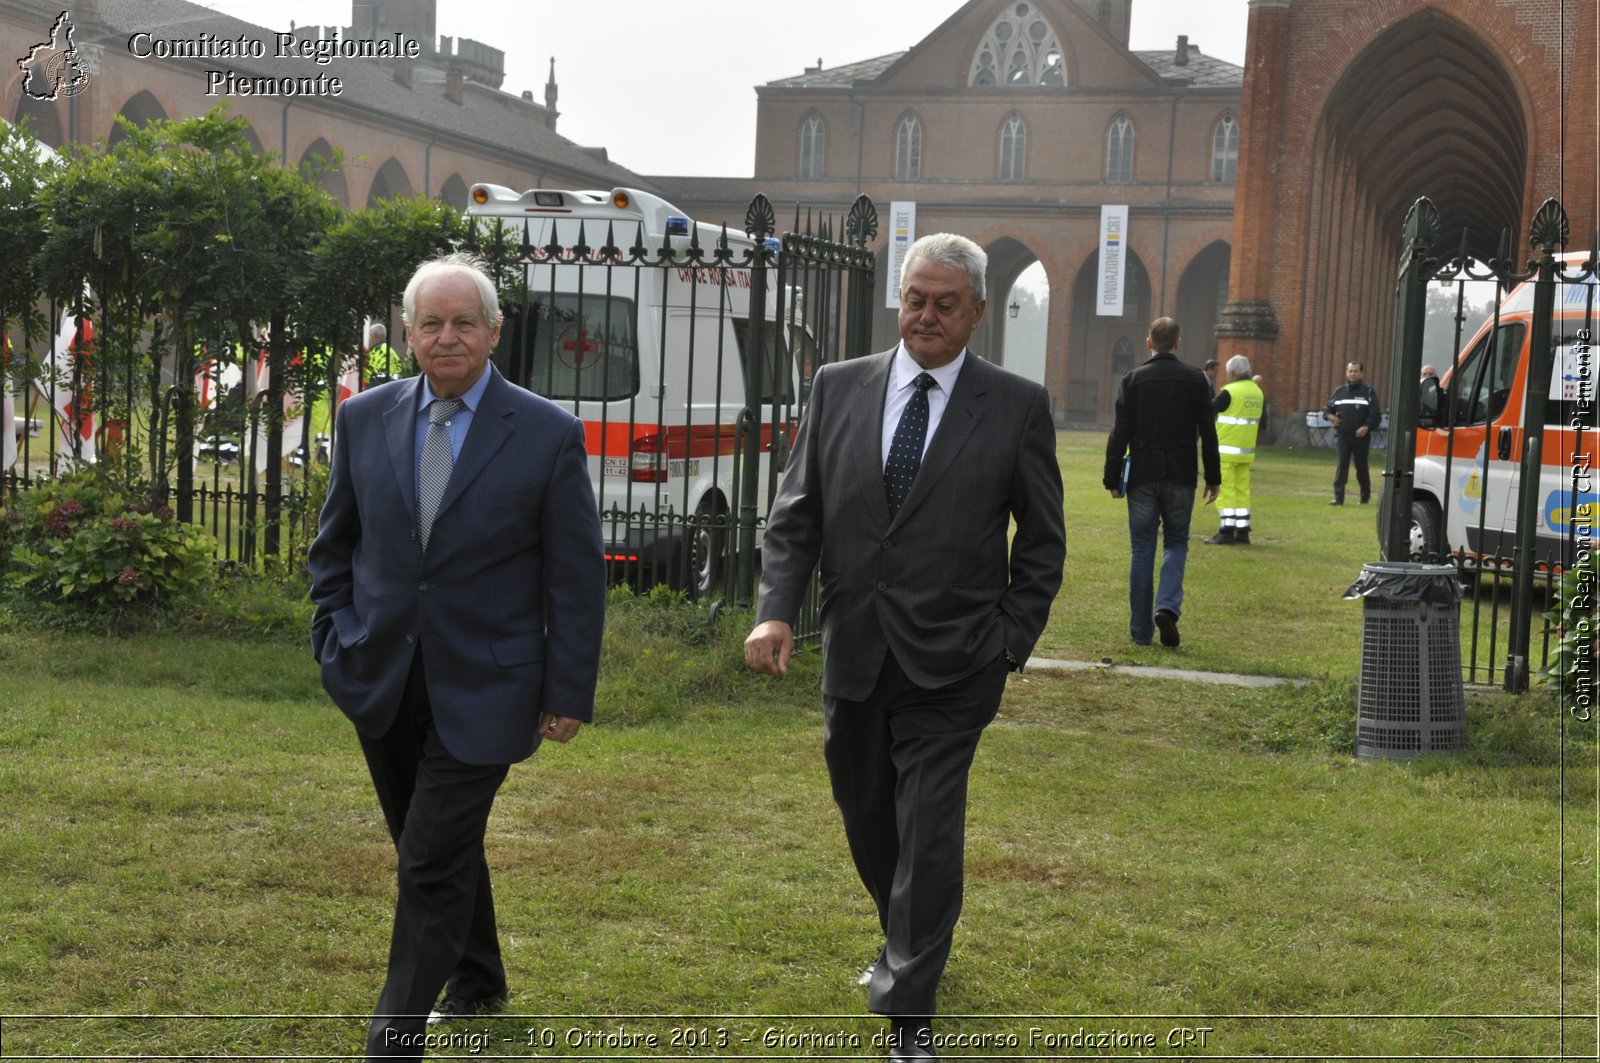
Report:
1205,355,1265,545
364,323,410,386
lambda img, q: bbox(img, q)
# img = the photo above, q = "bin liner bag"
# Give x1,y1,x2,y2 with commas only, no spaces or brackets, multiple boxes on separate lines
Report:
1342,562,1463,605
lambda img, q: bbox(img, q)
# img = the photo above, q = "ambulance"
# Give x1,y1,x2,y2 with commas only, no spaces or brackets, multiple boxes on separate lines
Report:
464,184,813,598
1410,252,1596,575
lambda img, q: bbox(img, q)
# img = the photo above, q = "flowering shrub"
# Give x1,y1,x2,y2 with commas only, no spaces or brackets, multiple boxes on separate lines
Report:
1,468,216,608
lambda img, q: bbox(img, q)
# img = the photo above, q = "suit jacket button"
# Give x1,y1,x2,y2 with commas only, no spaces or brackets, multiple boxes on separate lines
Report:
418,581,430,592
405,633,415,644
876,581,888,592
882,538,893,549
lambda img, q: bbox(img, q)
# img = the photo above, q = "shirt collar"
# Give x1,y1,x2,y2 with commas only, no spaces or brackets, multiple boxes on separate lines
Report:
419,365,492,413
891,343,966,394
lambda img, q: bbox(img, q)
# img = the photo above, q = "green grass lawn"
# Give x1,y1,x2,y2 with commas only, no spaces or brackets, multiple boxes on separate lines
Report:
0,434,1595,1059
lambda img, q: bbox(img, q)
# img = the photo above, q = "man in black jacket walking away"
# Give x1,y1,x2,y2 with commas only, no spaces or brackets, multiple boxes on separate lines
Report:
1103,318,1221,648
1323,361,1381,505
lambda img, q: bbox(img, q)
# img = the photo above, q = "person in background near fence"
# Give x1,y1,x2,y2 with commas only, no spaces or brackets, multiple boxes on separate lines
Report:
309,253,606,1061
1205,357,1265,545
743,233,1065,1061
364,322,409,386
1323,360,1381,505
1103,317,1221,647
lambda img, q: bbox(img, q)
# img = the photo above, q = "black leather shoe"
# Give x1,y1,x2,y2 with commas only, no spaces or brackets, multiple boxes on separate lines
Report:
427,991,508,1025
1154,609,1180,648
1329,498,1344,506
889,1020,936,1060
1203,531,1236,545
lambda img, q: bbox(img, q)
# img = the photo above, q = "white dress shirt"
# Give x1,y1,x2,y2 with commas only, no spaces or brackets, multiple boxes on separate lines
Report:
881,344,967,470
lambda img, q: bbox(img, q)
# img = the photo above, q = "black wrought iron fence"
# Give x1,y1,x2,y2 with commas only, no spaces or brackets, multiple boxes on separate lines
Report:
6,191,878,644
464,190,877,636
1382,197,1597,689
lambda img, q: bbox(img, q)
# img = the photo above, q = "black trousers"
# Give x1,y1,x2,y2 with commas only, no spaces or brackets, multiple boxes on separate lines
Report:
358,652,510,1060
1333,431,1372,502
823,651,1009,1018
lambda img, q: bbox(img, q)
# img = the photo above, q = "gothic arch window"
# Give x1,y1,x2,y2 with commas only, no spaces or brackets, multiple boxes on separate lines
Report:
895,113,922,181
1107,113,1135,183
970,2,1066,87
999,114,1027,182
1211,113,1239,184
799,113,825,178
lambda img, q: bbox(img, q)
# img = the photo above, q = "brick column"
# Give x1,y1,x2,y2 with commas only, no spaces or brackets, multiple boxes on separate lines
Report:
1217,0,1293,435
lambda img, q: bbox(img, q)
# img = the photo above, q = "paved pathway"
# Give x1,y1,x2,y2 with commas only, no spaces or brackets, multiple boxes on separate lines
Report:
1028,656,1307,688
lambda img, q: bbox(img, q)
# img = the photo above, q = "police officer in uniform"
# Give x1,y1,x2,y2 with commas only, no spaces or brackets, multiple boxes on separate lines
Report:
1322,361,1380,505
1205,356,1264,545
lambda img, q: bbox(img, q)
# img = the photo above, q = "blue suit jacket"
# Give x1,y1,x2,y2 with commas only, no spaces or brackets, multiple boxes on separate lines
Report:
308,365,606,765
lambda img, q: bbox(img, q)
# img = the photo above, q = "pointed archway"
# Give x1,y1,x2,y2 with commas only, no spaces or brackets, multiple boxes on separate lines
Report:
1294,9,1528,409
1067,248,1152,424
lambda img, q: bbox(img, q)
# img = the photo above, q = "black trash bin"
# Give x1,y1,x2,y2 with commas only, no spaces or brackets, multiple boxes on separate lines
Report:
1343,562,1467,760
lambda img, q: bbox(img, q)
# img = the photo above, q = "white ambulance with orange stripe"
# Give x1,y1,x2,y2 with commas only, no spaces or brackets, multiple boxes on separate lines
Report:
1411,253,1596,575
465,184,812,598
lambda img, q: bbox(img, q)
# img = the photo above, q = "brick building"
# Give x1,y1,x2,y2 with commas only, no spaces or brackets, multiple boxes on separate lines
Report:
1219,0,1599,431
655,0,1244,426
4,0,654,211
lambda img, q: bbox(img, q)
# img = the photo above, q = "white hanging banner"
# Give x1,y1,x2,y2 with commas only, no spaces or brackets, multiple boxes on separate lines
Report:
886,201,917,309
1096,204,1129,317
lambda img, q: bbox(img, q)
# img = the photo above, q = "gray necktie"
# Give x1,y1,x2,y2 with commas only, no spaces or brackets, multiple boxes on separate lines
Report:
417,398,464,552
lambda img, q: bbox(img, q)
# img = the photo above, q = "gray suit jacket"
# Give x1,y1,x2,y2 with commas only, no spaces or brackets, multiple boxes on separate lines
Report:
757,350,1065,700
308,365,606,765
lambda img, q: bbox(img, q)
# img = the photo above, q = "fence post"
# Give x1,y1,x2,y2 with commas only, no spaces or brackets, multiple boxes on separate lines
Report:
263,307,287,559
174,326,196,523
737,195,778,606
1505,199,1568,692
844,195,879,359
1380,198,1438,562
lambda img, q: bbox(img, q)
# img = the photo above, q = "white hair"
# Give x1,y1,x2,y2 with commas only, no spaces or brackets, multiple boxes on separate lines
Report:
402,252,503,328
902,233,987,301
1226,354,1252,379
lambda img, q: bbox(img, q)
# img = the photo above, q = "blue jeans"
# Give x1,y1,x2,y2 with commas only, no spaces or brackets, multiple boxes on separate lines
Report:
1126,480,1196,644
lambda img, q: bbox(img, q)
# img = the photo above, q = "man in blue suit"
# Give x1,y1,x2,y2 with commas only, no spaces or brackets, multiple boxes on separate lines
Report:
309,253,606,1059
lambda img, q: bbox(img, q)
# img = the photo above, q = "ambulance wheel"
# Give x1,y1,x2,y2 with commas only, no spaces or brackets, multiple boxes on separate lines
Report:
685,497,726,600
1409,498,1444,563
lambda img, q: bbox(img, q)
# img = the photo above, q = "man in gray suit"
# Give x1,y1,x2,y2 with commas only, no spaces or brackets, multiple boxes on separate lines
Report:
309,253,606,1059
744,233,1065,1060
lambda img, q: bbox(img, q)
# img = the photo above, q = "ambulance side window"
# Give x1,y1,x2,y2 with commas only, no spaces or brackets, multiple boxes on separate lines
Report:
494,293,639,401
1446,322,1523,427
729,319,797,405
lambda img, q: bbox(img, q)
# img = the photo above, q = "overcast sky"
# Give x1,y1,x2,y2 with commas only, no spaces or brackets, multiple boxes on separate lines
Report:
200,0,1250,177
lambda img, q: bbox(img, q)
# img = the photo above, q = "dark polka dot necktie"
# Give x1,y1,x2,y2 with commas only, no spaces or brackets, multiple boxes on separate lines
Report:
884,372,935,518
417,397,463,552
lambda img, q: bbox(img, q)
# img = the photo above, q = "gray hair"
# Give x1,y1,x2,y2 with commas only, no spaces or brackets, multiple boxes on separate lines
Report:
402,252,503,328
902,233,987,302
367,322,387,343
1226,354,1252,379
